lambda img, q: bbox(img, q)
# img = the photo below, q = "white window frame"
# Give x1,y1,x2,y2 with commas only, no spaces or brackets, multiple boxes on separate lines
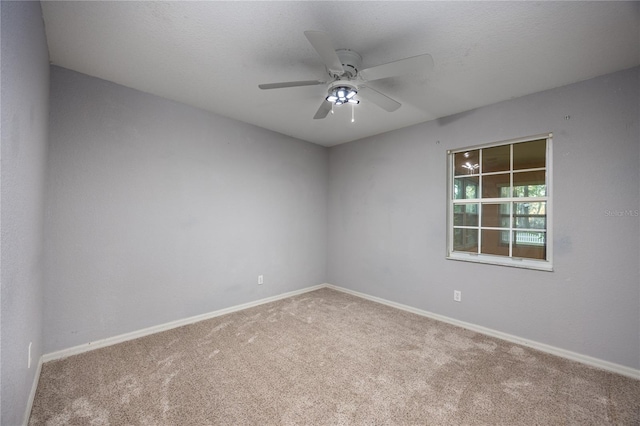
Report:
446,133,553,271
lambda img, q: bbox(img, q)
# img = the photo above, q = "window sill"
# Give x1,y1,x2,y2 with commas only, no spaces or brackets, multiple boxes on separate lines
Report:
447,252,553,272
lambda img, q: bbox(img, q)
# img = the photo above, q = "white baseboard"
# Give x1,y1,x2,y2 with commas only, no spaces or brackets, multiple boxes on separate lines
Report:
42,284,326,363
23,356,43,426
325,284,640,380
40,282,640,381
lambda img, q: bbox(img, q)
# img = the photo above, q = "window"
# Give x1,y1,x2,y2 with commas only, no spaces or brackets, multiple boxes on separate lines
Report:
447,134,552,271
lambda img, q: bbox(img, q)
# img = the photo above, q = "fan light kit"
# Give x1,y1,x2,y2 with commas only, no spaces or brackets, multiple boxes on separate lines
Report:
326,84,359,106
258,30,434,120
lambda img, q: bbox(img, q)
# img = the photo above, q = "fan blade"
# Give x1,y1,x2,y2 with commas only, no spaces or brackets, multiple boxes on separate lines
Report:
359,54,434,82
358,86,401,112
259,80,325,90
313,101,332,119
304,31,344,75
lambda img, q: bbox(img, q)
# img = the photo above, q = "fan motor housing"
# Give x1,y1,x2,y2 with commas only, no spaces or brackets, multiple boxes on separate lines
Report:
327,81,357,93
332,49,363,79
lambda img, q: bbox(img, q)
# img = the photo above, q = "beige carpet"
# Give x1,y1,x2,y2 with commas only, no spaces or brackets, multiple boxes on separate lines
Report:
30,288,639,425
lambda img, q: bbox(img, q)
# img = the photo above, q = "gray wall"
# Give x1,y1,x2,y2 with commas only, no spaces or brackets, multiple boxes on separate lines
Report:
4,16,637,426
1,1,50,424
44,66,328,353
327,67,640,369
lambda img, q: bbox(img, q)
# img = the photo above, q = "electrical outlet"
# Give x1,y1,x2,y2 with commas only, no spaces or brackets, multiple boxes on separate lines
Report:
258,275,264,285
28,342,32,368
454,290,462,302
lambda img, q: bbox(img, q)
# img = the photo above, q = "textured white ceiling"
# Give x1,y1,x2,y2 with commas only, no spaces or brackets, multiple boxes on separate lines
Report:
41,1,639,147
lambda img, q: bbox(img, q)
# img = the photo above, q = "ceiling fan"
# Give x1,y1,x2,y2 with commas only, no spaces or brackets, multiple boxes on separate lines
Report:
258,31,434,119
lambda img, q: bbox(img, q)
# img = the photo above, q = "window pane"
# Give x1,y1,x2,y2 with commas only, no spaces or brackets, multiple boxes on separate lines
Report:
482,145,510,173
454,150,480,175
453,228,478,253
482,173,510,198
449,137,551,269
481,229,509,256
453,203,478,226
481,203,510,228
512,231,546,259
453,176,479,199
513,202,546,229
513,171,546,197
513,139,546,170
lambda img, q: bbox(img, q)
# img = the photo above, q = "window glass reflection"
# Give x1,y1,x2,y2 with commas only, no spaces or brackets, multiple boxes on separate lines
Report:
454,150,480,175
453,204,478,226
514,139,546,170
513,202,546,229
453,228,478,253
453,177,479,200
482,174,510,198
483,145,510,173
481,229,509,256
513,171,546,197
481,203,510,228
